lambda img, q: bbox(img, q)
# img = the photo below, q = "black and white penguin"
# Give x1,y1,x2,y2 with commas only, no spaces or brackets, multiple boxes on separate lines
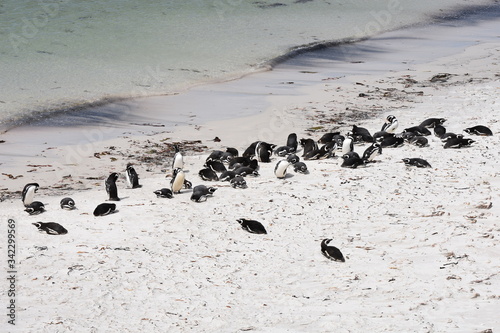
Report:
464,125,493,136
287,154,300,164
286,133,298,152
190,185,217,202
172,144,183,170
333,134,345,148
303,147,328,160
321,239,345,262
420,118,446,128
171,168,186,194
341,154,365,169
105,172,120,201
341,133,354,155
183,179,193,189
373,131,394,142
205,160,227,173
444,137,475,149
230,176,247,189
220,170,237,182
403,126,431,136
226,147,239,158
234,166,259,177
237,218,267,234
409,136,429,148
32,222,68,235
318,132,340,144
293,162,309,174
60,197,76,210
199,167,219,181
22,183,39,207
300,138,318,157
434,125,446,138
402,158,432,168
125,163,140,189
206,150,225,162
440,132,463,142
255,141,273,163
154,188,173,198
24,201,45,215
351,125,373,143
362,143,382,162
228,156,251,169
274,160,290,179
380,135,404,148
274,146,294,157
242,141,259,159
381,115,398,133
93,203,116,216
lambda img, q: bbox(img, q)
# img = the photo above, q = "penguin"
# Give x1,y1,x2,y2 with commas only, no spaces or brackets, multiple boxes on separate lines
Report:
321,239,345,262
154,188,173,198
190,185,217,202
237,218,267,234
105,173,120,201
220,170,237,182
293,162,309,174
440,132,463,142
22,183,39,206
205,160,227,173
341,133,354,155
373,131,394,142
206,150,225,162
341,154,365,169
221,152,234,163
381,115,398,133
171,168,185,193
286,133,298,152
125,163,140,189
287,154,300,164
242,141,259,158
255,141,273,163
228,156,251,169
32,222,68,235
380,136,404,148
274,146,294,157
333,134,345,148
362,143,382,162
60,197,76,210
403,126,431,136
199,168,219,181
444,137,475,149
230,176,247,189
93,203,116,216
402,158,432,168
420,118,446,128
183,179,193,189
234,167,259,177
24,201,45,215
172,144,183,170
318,132,340,144
464,125,493,136
300,138,318,157
351,125,373,143
303,147,328,160
226,147,239,158
409,136,429,148
434,125,446,138
274,160,290,179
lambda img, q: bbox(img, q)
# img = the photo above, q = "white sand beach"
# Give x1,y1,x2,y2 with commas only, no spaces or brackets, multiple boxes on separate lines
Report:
1,16,500,333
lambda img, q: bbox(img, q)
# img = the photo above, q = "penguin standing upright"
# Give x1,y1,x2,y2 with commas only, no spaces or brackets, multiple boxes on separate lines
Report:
22,183,39,206
286,133,298,153
172,144,184,170
171,168,185,194
125,163,140,188
105,173,120,201
341,133,354,155
274,160,290,179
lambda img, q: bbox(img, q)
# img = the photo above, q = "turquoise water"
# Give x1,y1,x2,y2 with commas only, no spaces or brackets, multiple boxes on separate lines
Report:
0,0,496,130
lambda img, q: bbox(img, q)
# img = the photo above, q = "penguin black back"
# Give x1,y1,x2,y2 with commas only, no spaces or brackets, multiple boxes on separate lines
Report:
105,172,120,201
321,239,345,262
237,219,267,234
32,222,68,235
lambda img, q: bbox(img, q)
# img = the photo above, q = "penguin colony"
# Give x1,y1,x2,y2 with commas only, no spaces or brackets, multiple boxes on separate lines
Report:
21,117,492,260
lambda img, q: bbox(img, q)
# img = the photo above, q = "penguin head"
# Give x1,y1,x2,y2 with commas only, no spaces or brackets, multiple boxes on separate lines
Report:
207,187,217,194
402,158,411,165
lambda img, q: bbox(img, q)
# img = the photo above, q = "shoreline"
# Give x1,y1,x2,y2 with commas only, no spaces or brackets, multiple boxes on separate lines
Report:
0,15,499,332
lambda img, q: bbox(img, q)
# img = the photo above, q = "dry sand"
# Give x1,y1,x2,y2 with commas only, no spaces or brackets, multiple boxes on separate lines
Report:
1,19,499,333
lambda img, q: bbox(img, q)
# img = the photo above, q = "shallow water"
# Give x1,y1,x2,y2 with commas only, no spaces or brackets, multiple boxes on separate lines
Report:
0,0,496,130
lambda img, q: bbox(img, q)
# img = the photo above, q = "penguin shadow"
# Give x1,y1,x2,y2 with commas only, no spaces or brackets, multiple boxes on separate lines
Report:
282,173,295,180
